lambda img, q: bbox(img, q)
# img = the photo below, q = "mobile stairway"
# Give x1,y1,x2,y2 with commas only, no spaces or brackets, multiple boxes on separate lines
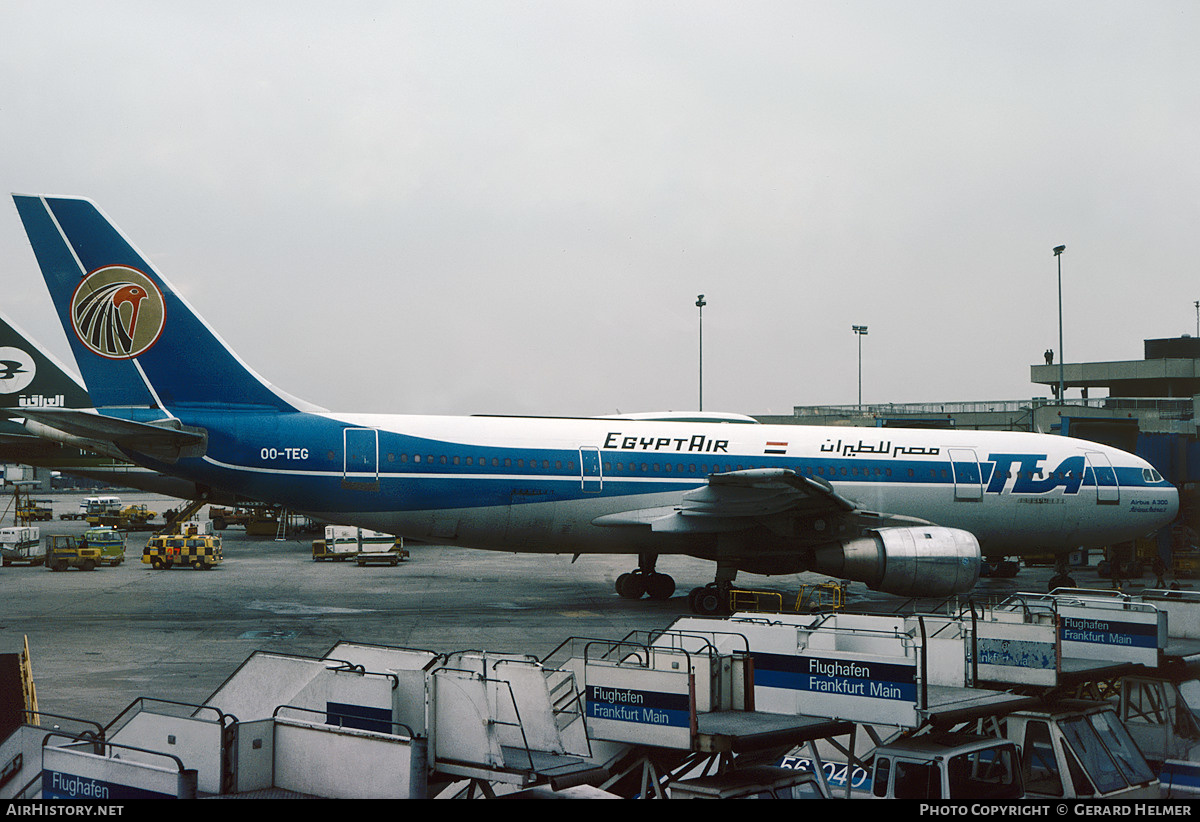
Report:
973,587,1200,798
539,632,846,798
651,608,1162,799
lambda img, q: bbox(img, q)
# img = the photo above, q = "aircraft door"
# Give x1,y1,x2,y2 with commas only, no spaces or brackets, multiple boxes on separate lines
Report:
1085,451,1120,505
343,427,379,491
579,446,602,493
948,448,983,501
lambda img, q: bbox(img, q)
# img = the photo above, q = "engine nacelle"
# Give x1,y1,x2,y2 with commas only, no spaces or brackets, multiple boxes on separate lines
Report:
811,526,981,597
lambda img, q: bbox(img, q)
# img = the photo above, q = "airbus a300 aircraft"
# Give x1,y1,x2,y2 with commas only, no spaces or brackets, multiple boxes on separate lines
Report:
12,195,1180,613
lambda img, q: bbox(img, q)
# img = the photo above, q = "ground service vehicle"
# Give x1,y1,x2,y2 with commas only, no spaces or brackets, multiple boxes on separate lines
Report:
91,503,157,529
312,526,358,561
82,526,126,566
143,522,222,570
356,534,406,567
17,500,53,522
313,525,407,565
83,496,122,525
1011,701,1159,798
45,534,101,572
209,506,253,530
0,526,43,566
117,504,156,529
869,736,1022,799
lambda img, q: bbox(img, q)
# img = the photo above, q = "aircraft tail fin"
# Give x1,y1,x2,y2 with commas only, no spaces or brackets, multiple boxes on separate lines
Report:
0,309,91,412
12,195,320,415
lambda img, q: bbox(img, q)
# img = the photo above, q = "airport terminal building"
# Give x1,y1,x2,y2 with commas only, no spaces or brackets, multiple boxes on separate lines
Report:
758,336,1200,561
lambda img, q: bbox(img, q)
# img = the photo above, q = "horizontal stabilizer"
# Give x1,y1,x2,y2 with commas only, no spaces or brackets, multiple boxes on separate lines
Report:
19,408,206,463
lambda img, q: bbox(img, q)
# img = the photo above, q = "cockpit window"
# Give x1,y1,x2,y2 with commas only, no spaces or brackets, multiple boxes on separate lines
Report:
1143,468,1163,483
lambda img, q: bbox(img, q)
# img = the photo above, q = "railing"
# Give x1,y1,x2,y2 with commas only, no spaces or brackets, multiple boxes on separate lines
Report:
36,730,194,799
433,665,537,770
725,581,847,614
792,399,1038,416
791,396,1194,419
103,696,235,738
542,635,658,670
544,668,591,752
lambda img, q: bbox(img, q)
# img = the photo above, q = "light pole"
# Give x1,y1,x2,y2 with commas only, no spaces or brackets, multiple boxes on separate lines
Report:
1194,300,1198,337
852,325,868,410
1054,245,1066,403
696,294,706,412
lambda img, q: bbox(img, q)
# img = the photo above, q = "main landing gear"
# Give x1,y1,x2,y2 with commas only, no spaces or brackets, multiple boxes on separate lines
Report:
614,562,734,616
614,554,736,616
1048,556,1077,591
615,570,675,600
615,553,676,601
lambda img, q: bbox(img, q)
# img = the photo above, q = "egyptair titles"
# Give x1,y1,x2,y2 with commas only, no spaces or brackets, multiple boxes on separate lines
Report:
603,432,730,453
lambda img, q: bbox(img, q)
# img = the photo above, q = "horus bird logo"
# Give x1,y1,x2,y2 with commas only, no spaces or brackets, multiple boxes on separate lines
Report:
70,266,165,359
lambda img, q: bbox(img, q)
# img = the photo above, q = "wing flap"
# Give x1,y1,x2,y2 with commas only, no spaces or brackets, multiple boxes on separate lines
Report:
592,468,858,534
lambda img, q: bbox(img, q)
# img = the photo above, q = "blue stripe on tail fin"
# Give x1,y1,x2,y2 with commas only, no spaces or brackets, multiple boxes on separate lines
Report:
13,195,314,414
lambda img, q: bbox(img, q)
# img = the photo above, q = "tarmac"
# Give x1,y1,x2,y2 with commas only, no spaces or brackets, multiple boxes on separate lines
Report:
0,490,1169,729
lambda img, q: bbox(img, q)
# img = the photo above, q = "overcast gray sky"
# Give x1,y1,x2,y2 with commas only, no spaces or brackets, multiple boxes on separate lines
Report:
2,2,1198,418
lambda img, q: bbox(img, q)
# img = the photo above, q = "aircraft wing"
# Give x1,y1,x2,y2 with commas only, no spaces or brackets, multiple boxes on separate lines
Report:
15,407,206,462
592,468,897,534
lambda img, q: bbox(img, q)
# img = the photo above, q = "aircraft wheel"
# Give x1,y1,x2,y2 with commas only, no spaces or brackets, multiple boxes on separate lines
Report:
691,585,725,616
645,573,675,601
1048,573,1076,591
615,572,648,599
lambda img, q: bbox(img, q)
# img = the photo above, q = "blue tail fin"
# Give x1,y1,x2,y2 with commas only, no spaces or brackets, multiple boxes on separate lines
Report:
13,195,315,415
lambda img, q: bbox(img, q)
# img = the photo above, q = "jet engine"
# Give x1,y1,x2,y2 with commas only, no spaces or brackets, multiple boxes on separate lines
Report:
811,526,981,598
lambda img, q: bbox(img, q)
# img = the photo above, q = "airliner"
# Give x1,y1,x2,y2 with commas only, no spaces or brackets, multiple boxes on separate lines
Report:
11,195,1179,613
